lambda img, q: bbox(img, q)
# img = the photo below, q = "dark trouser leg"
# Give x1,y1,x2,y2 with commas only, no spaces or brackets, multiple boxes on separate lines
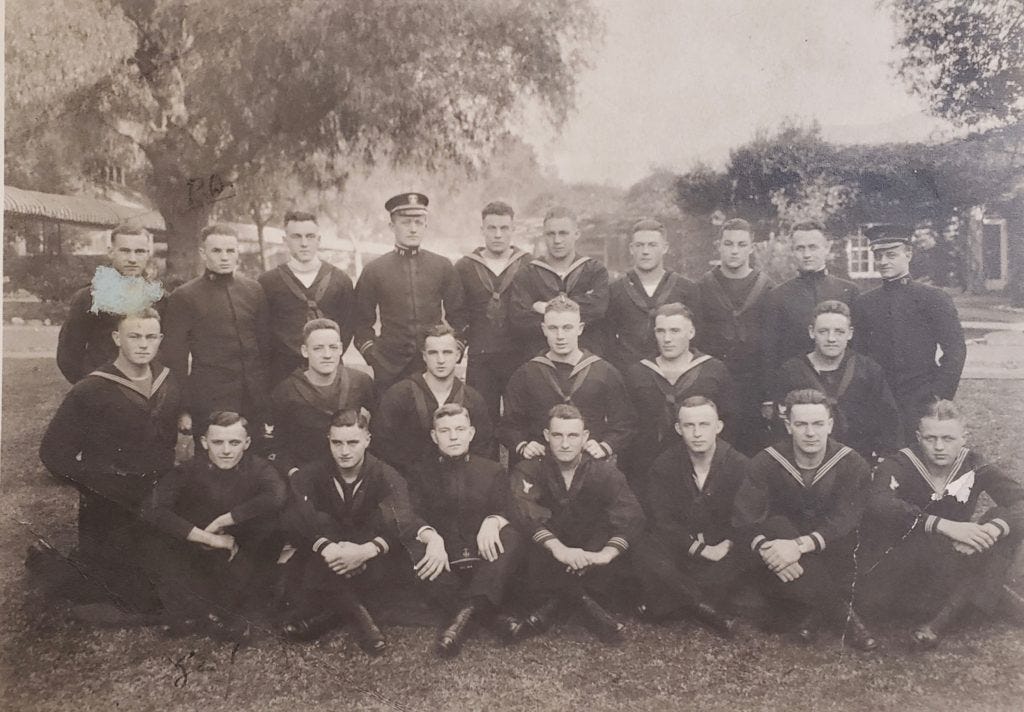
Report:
467,352,502,425
414,528,525,611
725,371,771,456
632,535,704,617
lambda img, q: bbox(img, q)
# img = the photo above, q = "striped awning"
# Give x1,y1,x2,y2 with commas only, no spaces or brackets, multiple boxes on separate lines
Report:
4,185,166,232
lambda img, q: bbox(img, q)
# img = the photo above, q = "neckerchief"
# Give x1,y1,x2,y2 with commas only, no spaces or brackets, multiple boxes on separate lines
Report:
899,446,970,501
278,262,334,322
530,353,601,404
765,444,853,488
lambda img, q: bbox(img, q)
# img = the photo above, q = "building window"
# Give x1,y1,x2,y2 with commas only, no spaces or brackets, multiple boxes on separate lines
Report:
846,233,879,278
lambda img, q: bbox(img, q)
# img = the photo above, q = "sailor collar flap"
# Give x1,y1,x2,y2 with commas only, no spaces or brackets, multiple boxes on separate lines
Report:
765,443,853,489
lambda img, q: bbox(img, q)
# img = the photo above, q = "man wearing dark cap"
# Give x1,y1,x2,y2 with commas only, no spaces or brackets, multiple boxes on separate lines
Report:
455,201,533,421
353,192,467,394
691,218,774,455
162,224,271,436
57,225,166,384
606,218,697,373
508,206,609,359
852,224,966,440
258,210,355,387
760,220,858,380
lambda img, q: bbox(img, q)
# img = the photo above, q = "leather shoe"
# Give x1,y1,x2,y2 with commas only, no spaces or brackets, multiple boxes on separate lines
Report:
346,600,388,656
436,603,477,657
281,611,341,642
844,610,878,652
578,593,625,644
693,602,737,638
493,613,526,642
525,597,561,634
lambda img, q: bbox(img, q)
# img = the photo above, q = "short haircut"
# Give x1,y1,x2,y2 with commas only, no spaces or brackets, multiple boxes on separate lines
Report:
206,410,249,433
481,201,515,220
200,223,239,241
544,293,581,316
110,225,152,246
543,206,578,225
433,403,471,425
284,210,318,225
784,388,834,418
116,307,161,328
653,302,694,322
630,218,666,236
791,219,826,234
720,218,751,235
330,408,371,431
811,299,851,325
918,399,963,426
303,318,342,342
548,403,585,426
677,395,719,418
419,323,462,351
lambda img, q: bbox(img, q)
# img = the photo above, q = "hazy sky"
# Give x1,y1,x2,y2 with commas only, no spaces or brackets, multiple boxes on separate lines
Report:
525,0,954,186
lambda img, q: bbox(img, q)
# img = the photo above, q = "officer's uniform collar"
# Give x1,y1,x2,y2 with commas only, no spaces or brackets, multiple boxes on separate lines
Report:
204,269,235,281
439,452,471,465
882,274,912,287
395,244,420,257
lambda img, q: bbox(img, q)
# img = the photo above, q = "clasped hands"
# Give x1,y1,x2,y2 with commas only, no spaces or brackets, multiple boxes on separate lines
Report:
759,539,804,582
546,541,617,576
938,520,1002,556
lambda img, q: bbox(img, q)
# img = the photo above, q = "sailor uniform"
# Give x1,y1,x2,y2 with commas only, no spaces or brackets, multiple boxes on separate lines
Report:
258,262,355,386
372,374,495,473
456,246,532,420
861,446,1024,618
622,352,737,494
691,268,774,454
771,352,902,460
510,455,645,600
853,276,966,439
732,440,871,614
267,366,377,475
38,361,183,610
143,453,287,618
161,270,272,427
633,439,751,617
499,352,636,461
606,269,697,372
353,246,467,394
507,255,610,357
406,453,524,609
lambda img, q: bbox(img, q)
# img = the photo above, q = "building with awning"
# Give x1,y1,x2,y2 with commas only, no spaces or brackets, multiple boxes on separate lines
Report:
4,185,166,232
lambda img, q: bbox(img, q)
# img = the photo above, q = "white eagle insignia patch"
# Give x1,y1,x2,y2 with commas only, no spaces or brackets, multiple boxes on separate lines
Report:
522,480,533,494
945,470,976,504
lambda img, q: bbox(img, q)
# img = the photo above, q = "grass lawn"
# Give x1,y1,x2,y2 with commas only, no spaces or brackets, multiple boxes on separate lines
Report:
3,358,1024,712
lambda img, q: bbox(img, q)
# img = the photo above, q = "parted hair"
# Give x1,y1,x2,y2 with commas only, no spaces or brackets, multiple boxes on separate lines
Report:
284,210,318,225
482,201,515,220
630,218,666,236
811,299,851,324
720,218,751,235
543,206,578,225
919,399,962,425
548,403,585,426
791,219,826,234
330,408,371,431
419,323,463,351
206,411,249,433
200,223,239,241
116,307,161,327
653,302,694,322
433,403,471,424
783,388,834,418
677,395,719,417
303,318,341,342
110,225,152,245
544,293,581,316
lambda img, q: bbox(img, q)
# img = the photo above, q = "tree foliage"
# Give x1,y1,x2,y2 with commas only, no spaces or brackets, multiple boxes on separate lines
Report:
888,0,1024,127
6,0,602,278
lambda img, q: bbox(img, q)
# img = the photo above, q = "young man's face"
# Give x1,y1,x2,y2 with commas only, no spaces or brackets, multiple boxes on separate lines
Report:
718,229,753,270
284,219,321,264
543,309,584,356
675,404,723,455
199,233,240,274
872,244,912,279
629,229,668,272
202,421,251,470
809,312,851,360
791,229,828,273
654,313,695,359
390,214,426,249
422,334,461,379
112,316,162,366
917,417,967,468
329,424,371,471
431,412,476,458
544,416,588,464
482,213,513,257
108,233,153,277
542,217,579,261
784,403,834,457
302,328,343,376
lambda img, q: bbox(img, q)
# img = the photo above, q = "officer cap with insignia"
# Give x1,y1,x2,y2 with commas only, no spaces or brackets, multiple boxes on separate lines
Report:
385,192,430,217
864,224,912,251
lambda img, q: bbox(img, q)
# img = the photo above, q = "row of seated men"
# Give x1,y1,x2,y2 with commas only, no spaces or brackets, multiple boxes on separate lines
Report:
35,306,1023,657
54,195,967,467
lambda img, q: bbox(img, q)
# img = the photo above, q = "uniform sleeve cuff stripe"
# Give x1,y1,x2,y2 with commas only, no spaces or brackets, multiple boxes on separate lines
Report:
373,536,389,554
810,532,825,551
688,539,702,556
608,537,629,552
600,442,613,456
925,515,940,534
533,529,555,544
991,518,1010,538
313,537,330,554
751,535,767,552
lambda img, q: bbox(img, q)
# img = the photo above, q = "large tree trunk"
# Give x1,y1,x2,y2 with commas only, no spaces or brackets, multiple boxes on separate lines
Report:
146,158,213,288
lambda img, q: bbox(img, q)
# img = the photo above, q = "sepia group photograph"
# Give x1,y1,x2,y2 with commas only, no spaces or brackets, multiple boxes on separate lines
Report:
3,1,1024,710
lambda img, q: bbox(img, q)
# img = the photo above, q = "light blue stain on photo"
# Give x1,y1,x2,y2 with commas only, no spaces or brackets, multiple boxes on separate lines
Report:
89,266,164,315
